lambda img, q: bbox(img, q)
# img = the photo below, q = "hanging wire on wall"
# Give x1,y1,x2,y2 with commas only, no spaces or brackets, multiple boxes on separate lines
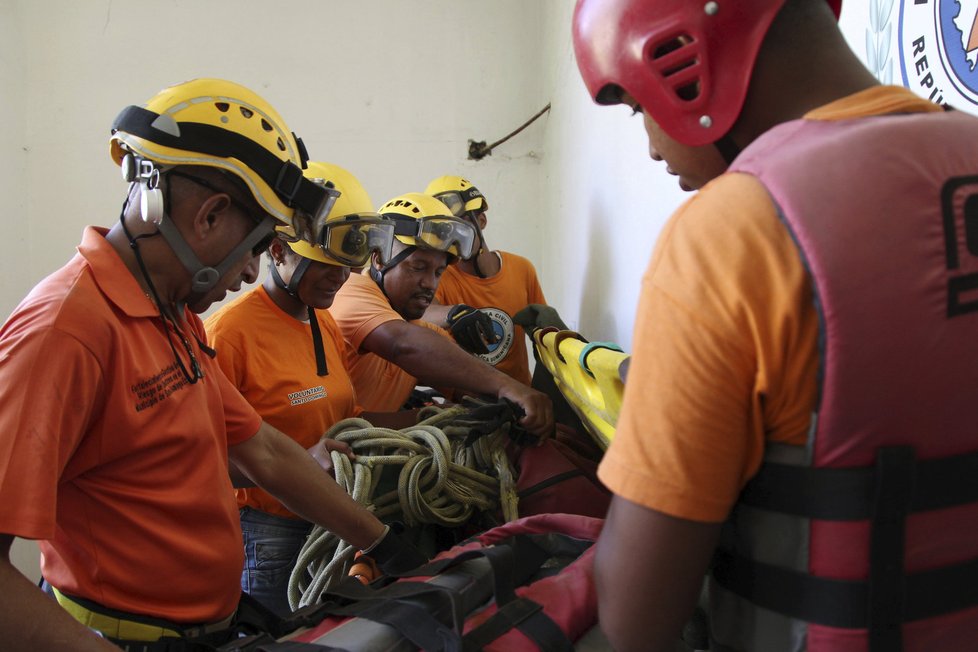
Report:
468,103,552,160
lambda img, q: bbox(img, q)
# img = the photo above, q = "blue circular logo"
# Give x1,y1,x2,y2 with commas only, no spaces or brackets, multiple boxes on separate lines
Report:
937,0,978,101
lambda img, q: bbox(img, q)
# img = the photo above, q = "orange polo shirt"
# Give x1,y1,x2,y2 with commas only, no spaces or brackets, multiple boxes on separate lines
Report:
435,251,546,386
0,226,260,622
329,272,453,412
205,286,362,519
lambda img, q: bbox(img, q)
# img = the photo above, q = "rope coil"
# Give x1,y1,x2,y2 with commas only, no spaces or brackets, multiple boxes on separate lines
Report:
288,401,521,610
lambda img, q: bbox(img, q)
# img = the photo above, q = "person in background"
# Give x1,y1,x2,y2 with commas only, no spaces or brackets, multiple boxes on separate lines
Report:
329,192,553,436
205,161,425,617
422,176,547,387
573,0,978,650
0,79,418,651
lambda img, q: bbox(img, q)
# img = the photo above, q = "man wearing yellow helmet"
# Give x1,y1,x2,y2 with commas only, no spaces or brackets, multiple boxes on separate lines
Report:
205,162,425,616
0,81,410,650
330,193,554,438
423,175,547,386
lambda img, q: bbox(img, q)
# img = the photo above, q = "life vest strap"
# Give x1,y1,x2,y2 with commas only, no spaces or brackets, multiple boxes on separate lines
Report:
739,446,978,520
716,446,978,646
713,548,978,628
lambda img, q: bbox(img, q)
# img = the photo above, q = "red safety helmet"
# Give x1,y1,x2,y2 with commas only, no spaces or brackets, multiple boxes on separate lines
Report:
572,0,842,147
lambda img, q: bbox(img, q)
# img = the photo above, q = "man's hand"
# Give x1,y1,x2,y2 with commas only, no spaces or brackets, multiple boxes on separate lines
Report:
307,438,355,476
446,304,498,354
496,380,554,440
362,522,429,575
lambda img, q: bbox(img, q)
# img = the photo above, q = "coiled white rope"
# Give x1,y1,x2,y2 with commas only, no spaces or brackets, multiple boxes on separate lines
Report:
287,404,519,610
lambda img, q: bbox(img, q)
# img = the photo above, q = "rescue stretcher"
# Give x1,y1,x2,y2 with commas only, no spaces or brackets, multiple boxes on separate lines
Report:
525,325,629,451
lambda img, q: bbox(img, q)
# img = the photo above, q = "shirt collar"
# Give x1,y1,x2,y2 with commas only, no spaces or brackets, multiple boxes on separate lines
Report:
804,85,943,122
78,226,161,319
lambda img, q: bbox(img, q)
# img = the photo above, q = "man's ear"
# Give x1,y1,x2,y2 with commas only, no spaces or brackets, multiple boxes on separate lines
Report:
370,250,383,270
268,238,288,265
477,212,488,230
190,193,234,241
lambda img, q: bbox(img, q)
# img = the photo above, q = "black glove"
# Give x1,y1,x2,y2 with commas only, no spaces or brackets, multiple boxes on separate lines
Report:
446,304,498,354
513,303,568,331
364,523,429,575
451,397,535,446
401,387,444,410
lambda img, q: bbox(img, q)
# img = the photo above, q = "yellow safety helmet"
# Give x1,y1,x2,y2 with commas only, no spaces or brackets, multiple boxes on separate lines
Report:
284,162,394,267
424,175,488,217
378,192,477,259
109,78,338,232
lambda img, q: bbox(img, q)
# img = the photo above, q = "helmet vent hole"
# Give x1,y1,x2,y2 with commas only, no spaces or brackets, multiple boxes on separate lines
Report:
652,37,686,59
676,82,701,102
240,107,254,119
276,137,286,151
261,119,273,132
650,34,701,103
215,102,230,112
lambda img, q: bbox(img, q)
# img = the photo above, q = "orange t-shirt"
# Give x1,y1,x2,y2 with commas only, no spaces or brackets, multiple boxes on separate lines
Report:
0,227,260,623
435,251,546,386
205,286,362,519
598,86,941,523
329,272,452,412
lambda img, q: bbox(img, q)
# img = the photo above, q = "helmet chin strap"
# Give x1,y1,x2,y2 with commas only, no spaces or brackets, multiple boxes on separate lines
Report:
123,159,273,306
369,245,416,299
156,212,276,306
269,257,328,377
714,134,742,165
119,199,210,385
269,255,311,297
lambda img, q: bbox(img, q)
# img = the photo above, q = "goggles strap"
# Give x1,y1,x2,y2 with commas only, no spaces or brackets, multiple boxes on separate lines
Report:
391,218,421,238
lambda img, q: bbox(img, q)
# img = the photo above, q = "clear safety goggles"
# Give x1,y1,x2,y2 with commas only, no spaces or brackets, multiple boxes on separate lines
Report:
317,214,395,267
391,215,478,259
432,188,486,218
297,181,342,235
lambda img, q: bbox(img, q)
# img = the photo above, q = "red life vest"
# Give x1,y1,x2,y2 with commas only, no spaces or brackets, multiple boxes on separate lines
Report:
711,108,978,651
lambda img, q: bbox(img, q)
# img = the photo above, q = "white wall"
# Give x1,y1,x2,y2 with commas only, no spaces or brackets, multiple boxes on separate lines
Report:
0,0,552,321
538,0,687,343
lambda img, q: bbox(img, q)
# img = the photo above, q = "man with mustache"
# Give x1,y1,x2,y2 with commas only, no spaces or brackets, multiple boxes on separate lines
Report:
329,192,553,439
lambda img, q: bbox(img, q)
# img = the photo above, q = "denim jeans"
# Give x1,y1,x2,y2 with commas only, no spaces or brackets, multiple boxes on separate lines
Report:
239,507,312,617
